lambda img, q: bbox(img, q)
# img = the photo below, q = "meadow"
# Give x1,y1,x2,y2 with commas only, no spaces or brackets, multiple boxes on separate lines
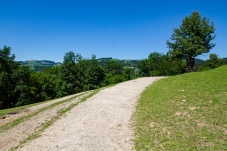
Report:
133,65,227,150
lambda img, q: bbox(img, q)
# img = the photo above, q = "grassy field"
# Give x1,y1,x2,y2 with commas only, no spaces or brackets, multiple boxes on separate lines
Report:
133,65,227,150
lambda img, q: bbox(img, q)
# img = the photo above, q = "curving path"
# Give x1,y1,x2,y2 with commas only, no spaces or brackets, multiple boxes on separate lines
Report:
0,77,166,151
18,77,165,151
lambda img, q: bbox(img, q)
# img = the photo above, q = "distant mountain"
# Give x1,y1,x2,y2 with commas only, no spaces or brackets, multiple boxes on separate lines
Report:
97,57,113,66
97,58,140,68
18,58,141,72
18,60,61,71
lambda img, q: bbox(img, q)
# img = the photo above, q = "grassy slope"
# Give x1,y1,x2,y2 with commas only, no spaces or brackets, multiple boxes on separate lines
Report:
133,65,227,150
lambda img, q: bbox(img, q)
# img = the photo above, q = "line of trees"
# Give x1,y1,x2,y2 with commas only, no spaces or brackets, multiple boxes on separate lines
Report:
138,52,186,76
137,51,227,77
197,54,227,71
0,47,138,109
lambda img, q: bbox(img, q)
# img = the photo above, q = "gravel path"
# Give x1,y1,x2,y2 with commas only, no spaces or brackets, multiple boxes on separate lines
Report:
0,93,90,151
19,77,165,151
0,92,87,127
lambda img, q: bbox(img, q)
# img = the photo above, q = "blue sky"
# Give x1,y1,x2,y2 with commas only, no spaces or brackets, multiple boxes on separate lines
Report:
0,0,227,62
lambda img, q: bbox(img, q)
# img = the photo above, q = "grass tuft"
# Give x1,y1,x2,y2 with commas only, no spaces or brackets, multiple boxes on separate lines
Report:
133,65,227,150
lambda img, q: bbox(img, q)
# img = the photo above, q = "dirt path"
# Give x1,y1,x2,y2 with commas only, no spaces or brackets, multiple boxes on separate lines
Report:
18,77,165,151
0,92,87,127
0,92,91,151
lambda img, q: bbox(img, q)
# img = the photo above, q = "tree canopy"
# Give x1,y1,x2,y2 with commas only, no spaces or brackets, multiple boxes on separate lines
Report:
167,11,216,71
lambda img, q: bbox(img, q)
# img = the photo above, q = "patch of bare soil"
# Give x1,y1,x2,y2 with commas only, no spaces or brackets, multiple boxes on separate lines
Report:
18,77,165,151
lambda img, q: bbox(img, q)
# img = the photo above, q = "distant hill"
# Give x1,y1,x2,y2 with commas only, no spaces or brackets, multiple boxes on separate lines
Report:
18,58,141,72
97,57,113,66
97,58,140,68
18,60,61,71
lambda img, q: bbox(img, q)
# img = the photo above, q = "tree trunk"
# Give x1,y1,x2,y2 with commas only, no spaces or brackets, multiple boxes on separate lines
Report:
186,56,195,72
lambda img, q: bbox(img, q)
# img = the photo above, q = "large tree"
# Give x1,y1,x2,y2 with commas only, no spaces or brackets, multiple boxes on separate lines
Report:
167,11,216,72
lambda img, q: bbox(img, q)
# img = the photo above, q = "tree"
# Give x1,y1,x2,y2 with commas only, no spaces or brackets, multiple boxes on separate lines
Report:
103,59,124,85
138,52,185,76
85,55,104,90
160,54,186,75
148,52,162,76
104,59,123,75
42,66,64,98
222,58,227,64
167,11,216,72
12,66,35,106
138,59,150,76
198,53,224,71
0,46,19,108
61,51,77,95
122,67,136,80
74,54,89,92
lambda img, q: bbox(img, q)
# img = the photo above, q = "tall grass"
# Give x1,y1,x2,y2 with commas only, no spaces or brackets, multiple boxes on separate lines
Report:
133,65,227,150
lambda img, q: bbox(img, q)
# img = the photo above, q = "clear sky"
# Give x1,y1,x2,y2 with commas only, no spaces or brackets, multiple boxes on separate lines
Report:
0,0,227,62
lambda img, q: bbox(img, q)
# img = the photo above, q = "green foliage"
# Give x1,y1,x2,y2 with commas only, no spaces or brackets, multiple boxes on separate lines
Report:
12,66,35,106
222,58,227,64
100,59,138,85
133,65,227,150
102,59,124,85
0,46,138,110
0,46,20,108
104,59,123,75
167,11,216,71
138,52,185,76
198,54,224,71
122,67,138,80
61,53,105,93
138,59,150,76
61,51,78,94
0,46,63,109
84,55,105,90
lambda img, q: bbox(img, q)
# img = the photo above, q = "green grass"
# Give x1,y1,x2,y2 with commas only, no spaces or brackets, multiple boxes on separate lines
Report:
133,65,227,150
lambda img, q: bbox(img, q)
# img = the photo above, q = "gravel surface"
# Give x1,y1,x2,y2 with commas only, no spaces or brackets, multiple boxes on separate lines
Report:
0,93,90,151
18,77,165,151
0,92,86,127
